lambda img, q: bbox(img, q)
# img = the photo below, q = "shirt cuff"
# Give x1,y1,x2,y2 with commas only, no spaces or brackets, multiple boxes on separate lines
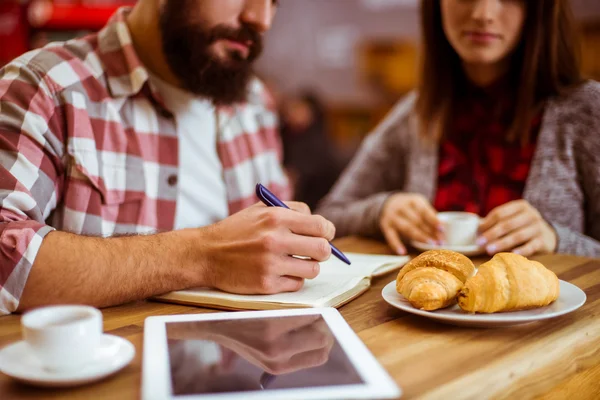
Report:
552,222,600,258
0,221,55,314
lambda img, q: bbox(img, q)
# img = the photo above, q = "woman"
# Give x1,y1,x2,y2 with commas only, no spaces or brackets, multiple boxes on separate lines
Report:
317,0,600,257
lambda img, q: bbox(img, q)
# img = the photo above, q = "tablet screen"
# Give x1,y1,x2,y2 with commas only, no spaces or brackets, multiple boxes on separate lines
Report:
166,315,364,396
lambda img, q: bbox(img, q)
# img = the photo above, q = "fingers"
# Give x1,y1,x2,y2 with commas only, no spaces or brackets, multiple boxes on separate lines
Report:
387,195,442,243
279,347,331,374
257,205,335,241
382,224,406,255
280,234,331,262
391,214,434,245
263,347,330,375
477,200,550,256
275,276,305,293
268,209,335,241
479,200,527,233
279,255,321,279
264,322,333,374
411,198,444,239
477,210,536,247
272,321,332,360
253,275,306,295
254,200,311,215
285,201,311,215
512,238,544,257
398,208,440,244
261,314,321,342
485,224,538,255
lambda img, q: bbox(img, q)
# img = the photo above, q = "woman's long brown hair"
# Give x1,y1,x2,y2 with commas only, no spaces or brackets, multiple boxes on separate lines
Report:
416,0,583,143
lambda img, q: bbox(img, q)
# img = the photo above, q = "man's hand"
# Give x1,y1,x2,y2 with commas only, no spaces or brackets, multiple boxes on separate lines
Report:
478,200,557,257
216,315,334,375
169,314,334,376
195,202,335,295
379,193,444,255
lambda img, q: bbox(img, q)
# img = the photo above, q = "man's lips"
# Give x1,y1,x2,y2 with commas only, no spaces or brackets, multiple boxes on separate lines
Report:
220,38,252,57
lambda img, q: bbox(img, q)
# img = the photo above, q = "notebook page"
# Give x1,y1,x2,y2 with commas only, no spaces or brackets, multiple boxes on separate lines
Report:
324,253,410,277
167,253,409,307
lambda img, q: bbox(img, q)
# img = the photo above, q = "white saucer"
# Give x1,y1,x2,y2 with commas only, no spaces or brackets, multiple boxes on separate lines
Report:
382,280,586,328
411,241,485,256
0,334,135,388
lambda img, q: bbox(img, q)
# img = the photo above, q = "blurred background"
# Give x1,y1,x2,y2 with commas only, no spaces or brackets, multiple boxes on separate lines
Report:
1,0,599,209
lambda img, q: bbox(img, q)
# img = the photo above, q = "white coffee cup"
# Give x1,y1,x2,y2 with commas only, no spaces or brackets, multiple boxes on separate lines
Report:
22,305,103,372
438,212,481,246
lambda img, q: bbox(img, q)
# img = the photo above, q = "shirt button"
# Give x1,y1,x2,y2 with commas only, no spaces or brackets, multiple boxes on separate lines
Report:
167,174,178,186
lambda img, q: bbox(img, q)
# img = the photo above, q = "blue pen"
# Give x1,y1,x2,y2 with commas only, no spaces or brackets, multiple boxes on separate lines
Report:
256,183,351,265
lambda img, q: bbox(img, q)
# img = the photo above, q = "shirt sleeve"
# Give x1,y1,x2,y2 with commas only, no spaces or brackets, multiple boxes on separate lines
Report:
553,84,600,258
552,223,600,257
0,60,65,314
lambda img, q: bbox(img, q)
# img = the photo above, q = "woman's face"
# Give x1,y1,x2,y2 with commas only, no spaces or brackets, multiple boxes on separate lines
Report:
441,0,526,67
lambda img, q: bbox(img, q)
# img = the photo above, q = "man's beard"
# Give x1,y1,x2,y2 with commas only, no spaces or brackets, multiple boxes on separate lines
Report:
159,1,263,106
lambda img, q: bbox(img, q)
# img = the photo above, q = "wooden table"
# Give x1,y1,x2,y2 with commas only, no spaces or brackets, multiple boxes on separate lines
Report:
1,237,599,399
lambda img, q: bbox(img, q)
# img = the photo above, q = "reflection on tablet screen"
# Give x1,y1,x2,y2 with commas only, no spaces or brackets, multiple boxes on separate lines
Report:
166,315,364,395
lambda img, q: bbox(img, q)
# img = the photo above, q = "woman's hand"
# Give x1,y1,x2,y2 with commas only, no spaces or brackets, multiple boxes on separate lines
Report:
478,200,558,257
379,193,444,255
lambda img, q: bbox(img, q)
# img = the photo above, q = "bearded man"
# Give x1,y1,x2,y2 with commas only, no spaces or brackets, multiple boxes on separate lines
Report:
0,0,335,314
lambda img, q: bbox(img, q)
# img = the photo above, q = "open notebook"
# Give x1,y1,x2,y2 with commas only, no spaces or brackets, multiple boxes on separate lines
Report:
154,253,410,310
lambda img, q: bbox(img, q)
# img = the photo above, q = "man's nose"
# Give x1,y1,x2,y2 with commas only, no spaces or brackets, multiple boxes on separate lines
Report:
240,0,276,33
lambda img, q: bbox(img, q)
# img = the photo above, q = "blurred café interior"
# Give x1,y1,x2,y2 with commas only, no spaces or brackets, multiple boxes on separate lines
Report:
0,1,600,399
1,0,599,209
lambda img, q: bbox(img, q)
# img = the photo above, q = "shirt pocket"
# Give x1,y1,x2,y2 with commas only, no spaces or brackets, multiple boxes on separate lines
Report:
69,149,146,204
63,148,148,234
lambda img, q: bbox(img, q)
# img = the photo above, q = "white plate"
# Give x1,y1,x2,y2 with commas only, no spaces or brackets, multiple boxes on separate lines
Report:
411,241,485,257
0,334,135,388
382,280,586,328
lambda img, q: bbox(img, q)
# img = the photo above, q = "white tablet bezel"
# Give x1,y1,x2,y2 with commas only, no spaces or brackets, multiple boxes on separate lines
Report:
142,307,401,400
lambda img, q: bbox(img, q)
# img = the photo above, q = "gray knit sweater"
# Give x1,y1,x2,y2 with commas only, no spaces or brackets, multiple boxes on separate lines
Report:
317,81,600,257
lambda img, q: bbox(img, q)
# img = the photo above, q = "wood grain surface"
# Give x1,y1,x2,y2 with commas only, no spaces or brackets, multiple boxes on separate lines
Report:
0,237,598,400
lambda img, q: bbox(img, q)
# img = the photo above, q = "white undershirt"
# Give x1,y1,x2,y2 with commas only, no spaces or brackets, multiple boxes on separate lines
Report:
150,74,229,229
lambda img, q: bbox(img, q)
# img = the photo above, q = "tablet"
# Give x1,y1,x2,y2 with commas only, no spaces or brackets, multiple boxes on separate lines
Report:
142,308,401,400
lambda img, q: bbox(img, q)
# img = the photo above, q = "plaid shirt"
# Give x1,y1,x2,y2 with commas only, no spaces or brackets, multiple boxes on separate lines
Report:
434,85,541,216
0,9,290,314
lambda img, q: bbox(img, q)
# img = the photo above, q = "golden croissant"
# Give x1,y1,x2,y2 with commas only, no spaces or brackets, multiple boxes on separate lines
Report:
458,253,560,313
396,250,475,311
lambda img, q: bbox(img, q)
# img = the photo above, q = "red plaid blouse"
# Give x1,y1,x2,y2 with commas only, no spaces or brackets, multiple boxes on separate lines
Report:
434,83,542,217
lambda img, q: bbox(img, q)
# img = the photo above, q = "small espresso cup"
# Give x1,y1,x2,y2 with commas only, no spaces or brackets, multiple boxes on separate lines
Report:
438,212,481,246
22,305,103,372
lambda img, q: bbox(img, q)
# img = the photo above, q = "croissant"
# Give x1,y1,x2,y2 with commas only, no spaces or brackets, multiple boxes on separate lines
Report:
458,253,560,313
396,250,476,311
397,267,464,310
